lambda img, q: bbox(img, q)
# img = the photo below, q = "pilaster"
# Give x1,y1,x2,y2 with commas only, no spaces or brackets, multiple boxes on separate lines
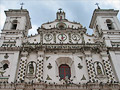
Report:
17,51,28,82
100,51,116,83
36,51,44,82
85,51,96,82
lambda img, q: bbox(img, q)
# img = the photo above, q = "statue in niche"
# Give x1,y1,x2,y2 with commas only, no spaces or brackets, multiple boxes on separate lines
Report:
29,62,34,74
96,62,103,75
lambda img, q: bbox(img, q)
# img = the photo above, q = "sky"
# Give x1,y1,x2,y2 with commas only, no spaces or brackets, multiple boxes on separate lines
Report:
0,0,120,35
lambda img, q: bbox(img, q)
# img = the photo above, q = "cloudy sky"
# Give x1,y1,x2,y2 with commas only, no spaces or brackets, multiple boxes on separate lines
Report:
0,0,120,35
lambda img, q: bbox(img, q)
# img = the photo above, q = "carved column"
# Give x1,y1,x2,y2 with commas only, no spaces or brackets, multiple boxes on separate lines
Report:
17,51,28,82
100,51,116,83
85,51,96,82
36,51,44,82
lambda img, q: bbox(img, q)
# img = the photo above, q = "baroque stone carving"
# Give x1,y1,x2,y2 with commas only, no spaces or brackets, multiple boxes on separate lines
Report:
81,75,86,80
47,63,52,69
46,75,52,80
78,63,83,69
4,53,9,59
46,56,50,60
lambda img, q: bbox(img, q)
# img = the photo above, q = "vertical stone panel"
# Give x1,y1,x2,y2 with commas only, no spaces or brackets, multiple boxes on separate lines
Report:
86,59,96,82
100,51,116,83
17,51,28,82
102,59,116,82
36,52,44,82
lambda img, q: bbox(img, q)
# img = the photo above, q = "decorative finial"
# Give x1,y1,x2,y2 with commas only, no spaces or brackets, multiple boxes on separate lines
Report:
95,3,100,9
20,2,24,9
58,8,62,12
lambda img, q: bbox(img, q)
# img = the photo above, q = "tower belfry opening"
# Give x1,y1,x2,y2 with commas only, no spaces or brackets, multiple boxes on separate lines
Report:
11,20,18,29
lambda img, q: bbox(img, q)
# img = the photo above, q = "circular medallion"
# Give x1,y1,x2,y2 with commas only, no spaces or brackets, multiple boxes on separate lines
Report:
72,34,80,41
44,34,53,42
58,34,67,41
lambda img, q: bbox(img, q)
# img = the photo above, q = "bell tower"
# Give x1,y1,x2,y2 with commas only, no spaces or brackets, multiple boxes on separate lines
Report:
90,8,120,82
89,9,120,46
0,9,32,46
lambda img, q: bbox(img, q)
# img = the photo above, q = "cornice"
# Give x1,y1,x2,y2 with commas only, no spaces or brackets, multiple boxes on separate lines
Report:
0,47,21,51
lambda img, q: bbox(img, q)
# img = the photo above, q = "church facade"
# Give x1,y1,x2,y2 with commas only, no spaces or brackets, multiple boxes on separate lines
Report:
0,7,120,90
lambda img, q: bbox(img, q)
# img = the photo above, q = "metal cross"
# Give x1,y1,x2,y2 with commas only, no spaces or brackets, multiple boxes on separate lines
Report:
95,3,100,9
20,3,24,9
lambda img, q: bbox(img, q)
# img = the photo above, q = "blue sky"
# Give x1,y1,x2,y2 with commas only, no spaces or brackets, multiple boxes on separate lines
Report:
0,0,120,35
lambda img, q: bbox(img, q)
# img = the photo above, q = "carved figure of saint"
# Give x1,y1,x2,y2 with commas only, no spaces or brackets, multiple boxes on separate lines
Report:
97,62,103,75
29,62,34,74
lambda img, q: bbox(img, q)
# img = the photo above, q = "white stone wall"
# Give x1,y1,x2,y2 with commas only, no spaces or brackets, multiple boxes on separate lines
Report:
0,51,20,83
3,16,27,30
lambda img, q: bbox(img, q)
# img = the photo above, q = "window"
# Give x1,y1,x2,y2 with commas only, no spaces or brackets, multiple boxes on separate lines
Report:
106,19,113,30
59,64,71,80
11,20,18,29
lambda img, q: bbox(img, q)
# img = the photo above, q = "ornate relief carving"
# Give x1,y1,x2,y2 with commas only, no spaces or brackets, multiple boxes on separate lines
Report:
46,56,50,60
4,53,9,59
72,34,80,41
78,63,83,69
44,34,53,42
46,75,52,80
47,63,52,69
81,75,86,80
58,33,67,41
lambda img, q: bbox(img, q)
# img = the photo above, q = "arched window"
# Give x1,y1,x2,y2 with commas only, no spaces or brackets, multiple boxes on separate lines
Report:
3,63,8,70
11,20,18,29
59,64,71,80
106,19,113,30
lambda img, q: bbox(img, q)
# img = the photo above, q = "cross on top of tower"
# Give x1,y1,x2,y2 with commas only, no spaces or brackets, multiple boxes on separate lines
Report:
20,2,24,9
95,3,100,9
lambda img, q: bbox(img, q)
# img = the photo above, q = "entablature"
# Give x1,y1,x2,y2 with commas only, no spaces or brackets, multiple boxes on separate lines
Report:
22,43,106,53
